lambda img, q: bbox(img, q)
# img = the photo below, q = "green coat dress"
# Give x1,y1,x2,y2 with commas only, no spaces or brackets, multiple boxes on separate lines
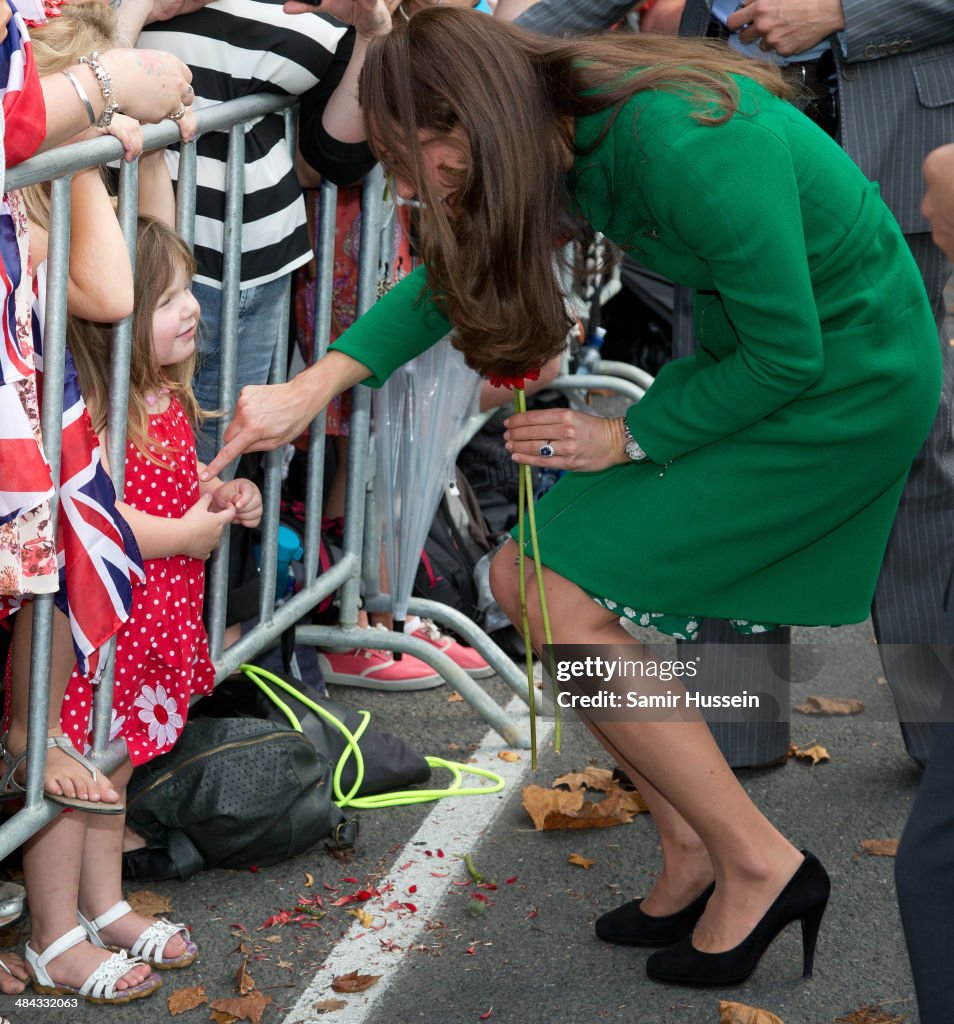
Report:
331,75,941,627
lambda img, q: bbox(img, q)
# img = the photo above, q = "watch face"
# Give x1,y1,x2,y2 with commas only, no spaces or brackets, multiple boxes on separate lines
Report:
625,439,645,462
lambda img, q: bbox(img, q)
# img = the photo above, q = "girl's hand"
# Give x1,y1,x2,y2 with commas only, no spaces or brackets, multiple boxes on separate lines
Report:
503,409,629,472
210,477,263,529
103,113,145,162
180,493,237,559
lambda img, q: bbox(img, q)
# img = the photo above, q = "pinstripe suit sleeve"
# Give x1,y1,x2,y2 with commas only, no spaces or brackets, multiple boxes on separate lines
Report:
513,0,635,34
841,0,954,61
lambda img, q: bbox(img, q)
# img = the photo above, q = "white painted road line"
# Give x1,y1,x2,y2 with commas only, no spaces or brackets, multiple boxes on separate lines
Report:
282,696,553,1024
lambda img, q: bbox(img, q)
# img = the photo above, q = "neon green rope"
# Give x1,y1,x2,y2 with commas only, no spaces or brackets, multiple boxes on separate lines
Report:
239,665,505,808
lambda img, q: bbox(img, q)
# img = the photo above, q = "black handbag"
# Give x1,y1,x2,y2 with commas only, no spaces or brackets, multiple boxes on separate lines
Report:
192,667,433,797
124,716,357,881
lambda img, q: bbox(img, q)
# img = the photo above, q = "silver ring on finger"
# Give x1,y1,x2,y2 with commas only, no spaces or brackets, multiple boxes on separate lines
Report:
539,441,555,458
167,105,187,122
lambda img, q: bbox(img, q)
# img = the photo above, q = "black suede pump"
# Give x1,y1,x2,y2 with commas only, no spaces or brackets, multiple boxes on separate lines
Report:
595,882,715,947
645,851,830,987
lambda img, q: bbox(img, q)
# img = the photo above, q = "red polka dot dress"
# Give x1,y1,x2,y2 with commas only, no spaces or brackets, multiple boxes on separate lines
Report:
62,397,215,766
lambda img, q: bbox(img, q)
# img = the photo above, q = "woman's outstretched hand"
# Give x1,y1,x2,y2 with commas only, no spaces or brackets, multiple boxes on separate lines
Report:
503,409,630,472
201,379,317,480
201,351,372,480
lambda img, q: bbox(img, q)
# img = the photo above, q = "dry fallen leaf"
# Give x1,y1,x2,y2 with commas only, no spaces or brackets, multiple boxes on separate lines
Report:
568,853,596,870
235,959,255,995
790,742,830,766
331,971,382,994
127,890,172,916
168,985,208,1015
447,691,464,703
522,783,648,831
498,751,520,763
719,1000,786,1024
209,1011,239,1024
304,872,314,888
209,992,273,1024
264,935,282,944
553,767,615,792
794,695,865,716
348,907,374,928
860,838,900,858
834,1005,905,1024
314,999,348,1013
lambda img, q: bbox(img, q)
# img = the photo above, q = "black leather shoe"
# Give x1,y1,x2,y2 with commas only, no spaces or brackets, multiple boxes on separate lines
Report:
595,882,715,947
645,851,830,987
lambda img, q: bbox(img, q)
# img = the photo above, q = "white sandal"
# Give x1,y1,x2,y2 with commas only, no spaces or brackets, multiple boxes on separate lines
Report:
25,925,161,1004
79,900,198,970
0,734,124,815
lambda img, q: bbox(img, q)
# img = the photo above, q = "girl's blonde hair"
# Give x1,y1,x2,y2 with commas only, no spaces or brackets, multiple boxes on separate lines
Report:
70,217,205,460
22,3,119,230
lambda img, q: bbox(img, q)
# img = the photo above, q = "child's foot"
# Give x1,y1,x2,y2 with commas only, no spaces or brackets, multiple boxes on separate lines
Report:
27,932,154,995
0,951,29,994
1,729,122,811
80,901,196,969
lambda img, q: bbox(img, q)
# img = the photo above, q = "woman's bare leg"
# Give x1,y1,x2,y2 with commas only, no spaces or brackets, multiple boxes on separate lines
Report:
6,604,120,805
490,541,803,953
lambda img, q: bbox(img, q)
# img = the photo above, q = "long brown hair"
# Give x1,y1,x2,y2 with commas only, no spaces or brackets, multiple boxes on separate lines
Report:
70,217,205,460
361,9,792,379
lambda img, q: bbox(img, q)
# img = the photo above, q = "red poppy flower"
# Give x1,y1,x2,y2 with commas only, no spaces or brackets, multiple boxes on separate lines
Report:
485,367,541,391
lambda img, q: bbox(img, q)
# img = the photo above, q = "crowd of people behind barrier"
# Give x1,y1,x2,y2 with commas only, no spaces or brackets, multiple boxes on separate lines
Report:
0,0,953,1020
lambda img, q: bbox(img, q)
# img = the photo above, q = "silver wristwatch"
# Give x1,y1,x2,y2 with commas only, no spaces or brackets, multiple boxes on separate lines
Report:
622,419,649,463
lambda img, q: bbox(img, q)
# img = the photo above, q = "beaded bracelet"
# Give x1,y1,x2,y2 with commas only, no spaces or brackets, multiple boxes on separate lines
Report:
78,52,119,129
61,69,96,128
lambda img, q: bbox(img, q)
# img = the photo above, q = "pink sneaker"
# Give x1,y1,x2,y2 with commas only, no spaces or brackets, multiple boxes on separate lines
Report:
407,618,495,679
318,644,444,691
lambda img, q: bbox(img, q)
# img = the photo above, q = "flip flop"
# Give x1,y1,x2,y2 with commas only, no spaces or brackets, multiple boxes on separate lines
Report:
0,735,124,815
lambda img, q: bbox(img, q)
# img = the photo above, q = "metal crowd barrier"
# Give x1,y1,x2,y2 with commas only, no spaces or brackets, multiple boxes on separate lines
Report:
1,94,648,857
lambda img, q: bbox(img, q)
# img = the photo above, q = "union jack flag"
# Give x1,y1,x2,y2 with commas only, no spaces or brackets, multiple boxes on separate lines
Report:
18,265,145,679
1,7,53,527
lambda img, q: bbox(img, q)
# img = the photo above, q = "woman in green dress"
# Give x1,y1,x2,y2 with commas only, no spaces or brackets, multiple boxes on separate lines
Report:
206,3,940,987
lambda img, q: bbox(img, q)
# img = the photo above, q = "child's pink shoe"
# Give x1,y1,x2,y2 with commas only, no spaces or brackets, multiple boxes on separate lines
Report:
406,618,495,678
318,632,443,691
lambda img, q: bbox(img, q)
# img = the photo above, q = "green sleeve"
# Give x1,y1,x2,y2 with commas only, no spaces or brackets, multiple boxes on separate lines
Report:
330,264,453,387
626,116,825,463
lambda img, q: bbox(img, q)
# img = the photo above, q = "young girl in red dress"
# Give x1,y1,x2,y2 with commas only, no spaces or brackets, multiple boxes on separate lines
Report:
19,201,262,1004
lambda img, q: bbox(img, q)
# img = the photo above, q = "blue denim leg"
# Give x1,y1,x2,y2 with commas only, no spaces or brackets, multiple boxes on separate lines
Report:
192,275,291,464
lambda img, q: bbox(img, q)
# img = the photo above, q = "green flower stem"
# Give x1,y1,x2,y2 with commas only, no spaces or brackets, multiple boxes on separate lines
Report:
514,388,561,759
515,423,537,770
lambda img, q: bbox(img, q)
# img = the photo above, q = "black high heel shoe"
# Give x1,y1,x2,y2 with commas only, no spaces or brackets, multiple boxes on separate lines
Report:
645,851,830,987
595,882,715,947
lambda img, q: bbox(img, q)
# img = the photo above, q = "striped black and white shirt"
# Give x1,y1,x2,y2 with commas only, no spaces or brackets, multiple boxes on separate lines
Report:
140,0,373,290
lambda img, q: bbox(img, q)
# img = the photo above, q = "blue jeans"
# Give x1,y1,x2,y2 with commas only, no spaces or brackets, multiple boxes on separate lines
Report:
192,275,291,465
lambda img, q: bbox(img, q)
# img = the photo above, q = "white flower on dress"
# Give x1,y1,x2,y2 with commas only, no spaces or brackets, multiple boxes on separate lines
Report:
109,709,127,742
134,684,183,749
83,709,127,756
